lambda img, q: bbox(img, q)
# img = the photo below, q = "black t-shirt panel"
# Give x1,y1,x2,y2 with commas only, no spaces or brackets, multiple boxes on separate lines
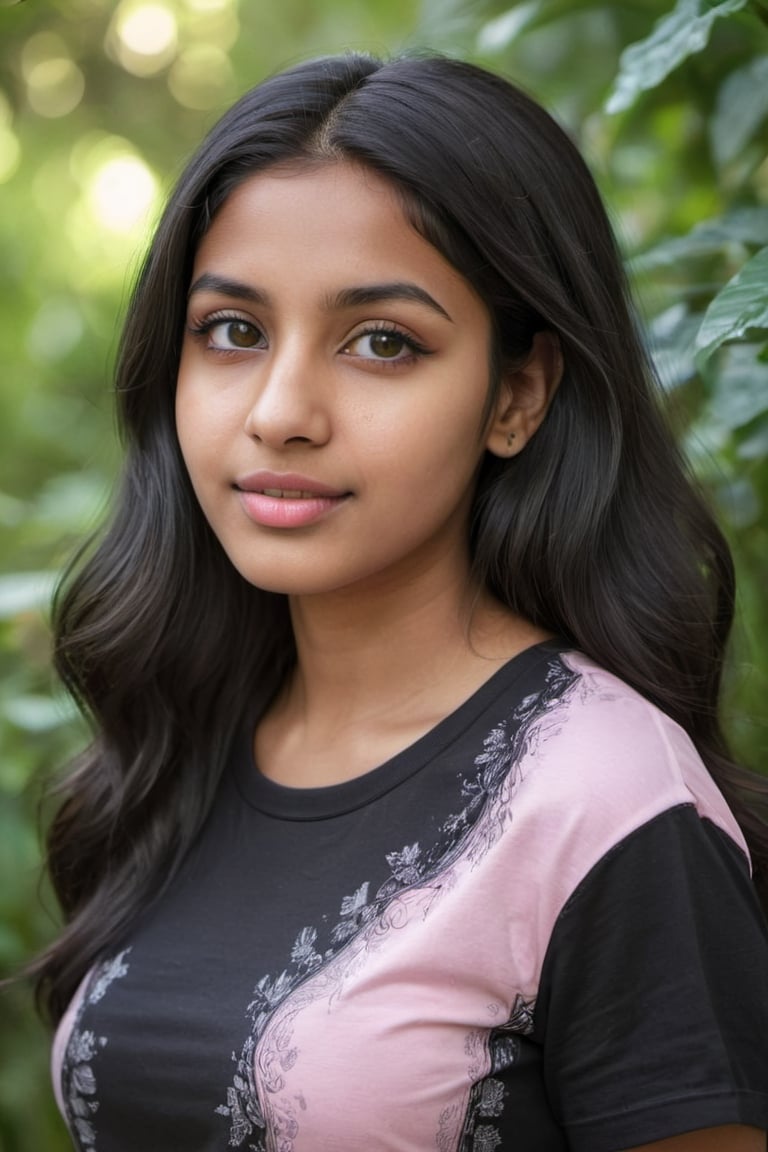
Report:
537,806,768,1152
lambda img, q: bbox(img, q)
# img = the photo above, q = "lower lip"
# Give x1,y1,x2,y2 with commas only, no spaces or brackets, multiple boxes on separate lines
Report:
237,490,347,528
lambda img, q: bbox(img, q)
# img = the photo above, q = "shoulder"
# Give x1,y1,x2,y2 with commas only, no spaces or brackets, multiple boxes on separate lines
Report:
492,647,750,915
519,649,746,848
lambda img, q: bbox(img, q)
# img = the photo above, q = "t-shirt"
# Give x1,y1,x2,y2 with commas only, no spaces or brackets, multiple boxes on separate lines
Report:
52,643,768,1151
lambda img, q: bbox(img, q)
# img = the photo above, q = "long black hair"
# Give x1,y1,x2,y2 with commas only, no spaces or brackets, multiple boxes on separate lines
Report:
32,51,768,1023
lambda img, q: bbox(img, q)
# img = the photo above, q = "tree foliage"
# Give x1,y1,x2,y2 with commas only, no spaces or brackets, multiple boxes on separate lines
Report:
0,1,766,1148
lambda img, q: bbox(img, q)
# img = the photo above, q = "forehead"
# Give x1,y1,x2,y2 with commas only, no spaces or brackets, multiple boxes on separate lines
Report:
191,161,486,316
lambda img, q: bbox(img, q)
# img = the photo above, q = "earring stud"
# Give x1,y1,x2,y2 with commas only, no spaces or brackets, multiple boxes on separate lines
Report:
507,431,516,447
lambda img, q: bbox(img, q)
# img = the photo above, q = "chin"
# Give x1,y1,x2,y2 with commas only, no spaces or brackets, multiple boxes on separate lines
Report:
226,559,355,598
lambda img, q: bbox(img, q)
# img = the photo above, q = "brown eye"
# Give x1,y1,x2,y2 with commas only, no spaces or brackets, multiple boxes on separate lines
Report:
203,319,265,350
345,329,420,361
221,321,260,348
368,331,406,358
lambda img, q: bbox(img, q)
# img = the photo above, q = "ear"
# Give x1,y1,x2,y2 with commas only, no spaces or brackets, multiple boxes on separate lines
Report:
485,330,563,458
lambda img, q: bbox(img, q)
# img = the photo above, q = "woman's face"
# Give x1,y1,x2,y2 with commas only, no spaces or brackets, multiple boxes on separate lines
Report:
175,161,505,600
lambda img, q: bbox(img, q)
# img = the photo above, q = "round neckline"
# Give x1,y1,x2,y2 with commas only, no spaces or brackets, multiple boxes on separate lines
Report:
231,639,562,821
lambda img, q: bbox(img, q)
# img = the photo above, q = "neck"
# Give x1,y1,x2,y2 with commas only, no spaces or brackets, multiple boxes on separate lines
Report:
282,559,543,731
254,547,550,787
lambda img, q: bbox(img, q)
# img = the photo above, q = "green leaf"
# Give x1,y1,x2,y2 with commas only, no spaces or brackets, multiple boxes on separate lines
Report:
695,246,768,361
0,571,56,618
648,303,703,389
716,477,761,529
737,419,768,460
2,693,75,734
711,56,768,167
413,0,484,49
605,0,750,115
475,0,614,52
476,3,540,53
631,208,768,271
0,490,25,528
708,344,768,429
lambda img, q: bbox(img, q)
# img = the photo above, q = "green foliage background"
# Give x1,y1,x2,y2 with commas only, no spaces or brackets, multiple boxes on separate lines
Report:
1,1,767,1148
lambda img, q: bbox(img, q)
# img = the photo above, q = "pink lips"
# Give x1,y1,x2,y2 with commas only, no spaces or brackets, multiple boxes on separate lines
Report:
234,471,349,529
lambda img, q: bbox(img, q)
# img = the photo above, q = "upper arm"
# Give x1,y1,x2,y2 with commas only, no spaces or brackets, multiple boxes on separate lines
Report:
534,806,768,1151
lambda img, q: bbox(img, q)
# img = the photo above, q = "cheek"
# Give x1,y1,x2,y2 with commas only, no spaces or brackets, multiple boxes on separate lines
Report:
175,385,219,499
420,401,488,476
174,391,198,478
175,373,229,459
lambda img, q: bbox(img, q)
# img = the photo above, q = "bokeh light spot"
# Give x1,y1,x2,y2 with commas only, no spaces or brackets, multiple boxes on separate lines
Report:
111,1,178,76
188,4,239,51
168,45,233,110
27,58,86,118
118,3,177,55
88,154,158,232
0,89,12,126
184,0,233,10
21,31,69,78
0,126,20,183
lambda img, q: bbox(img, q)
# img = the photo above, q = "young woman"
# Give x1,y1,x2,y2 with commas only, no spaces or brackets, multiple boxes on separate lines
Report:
35,52,768,1151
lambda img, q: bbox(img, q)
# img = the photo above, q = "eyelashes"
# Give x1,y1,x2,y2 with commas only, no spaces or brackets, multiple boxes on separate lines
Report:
341,322,431,364
186,312,433,367
186,315,265,352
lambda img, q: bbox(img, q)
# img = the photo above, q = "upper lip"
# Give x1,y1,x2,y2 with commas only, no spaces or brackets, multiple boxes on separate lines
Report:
234,471,349,498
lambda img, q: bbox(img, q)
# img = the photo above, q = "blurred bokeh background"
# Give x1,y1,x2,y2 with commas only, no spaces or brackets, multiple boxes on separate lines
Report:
1,1,767,1148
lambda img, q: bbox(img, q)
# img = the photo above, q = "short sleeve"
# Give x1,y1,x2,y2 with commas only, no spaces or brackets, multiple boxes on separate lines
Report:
534,804,768,1152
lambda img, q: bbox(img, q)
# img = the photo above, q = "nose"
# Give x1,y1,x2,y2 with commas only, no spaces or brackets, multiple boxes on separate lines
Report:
243,337,332,448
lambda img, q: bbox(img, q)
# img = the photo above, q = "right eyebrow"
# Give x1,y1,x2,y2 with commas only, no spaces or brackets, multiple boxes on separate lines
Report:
187,273,271,305
327,282,453,323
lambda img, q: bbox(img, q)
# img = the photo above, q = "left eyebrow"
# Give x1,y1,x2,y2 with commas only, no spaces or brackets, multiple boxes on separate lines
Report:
187,273,269,304
326,282,454,323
